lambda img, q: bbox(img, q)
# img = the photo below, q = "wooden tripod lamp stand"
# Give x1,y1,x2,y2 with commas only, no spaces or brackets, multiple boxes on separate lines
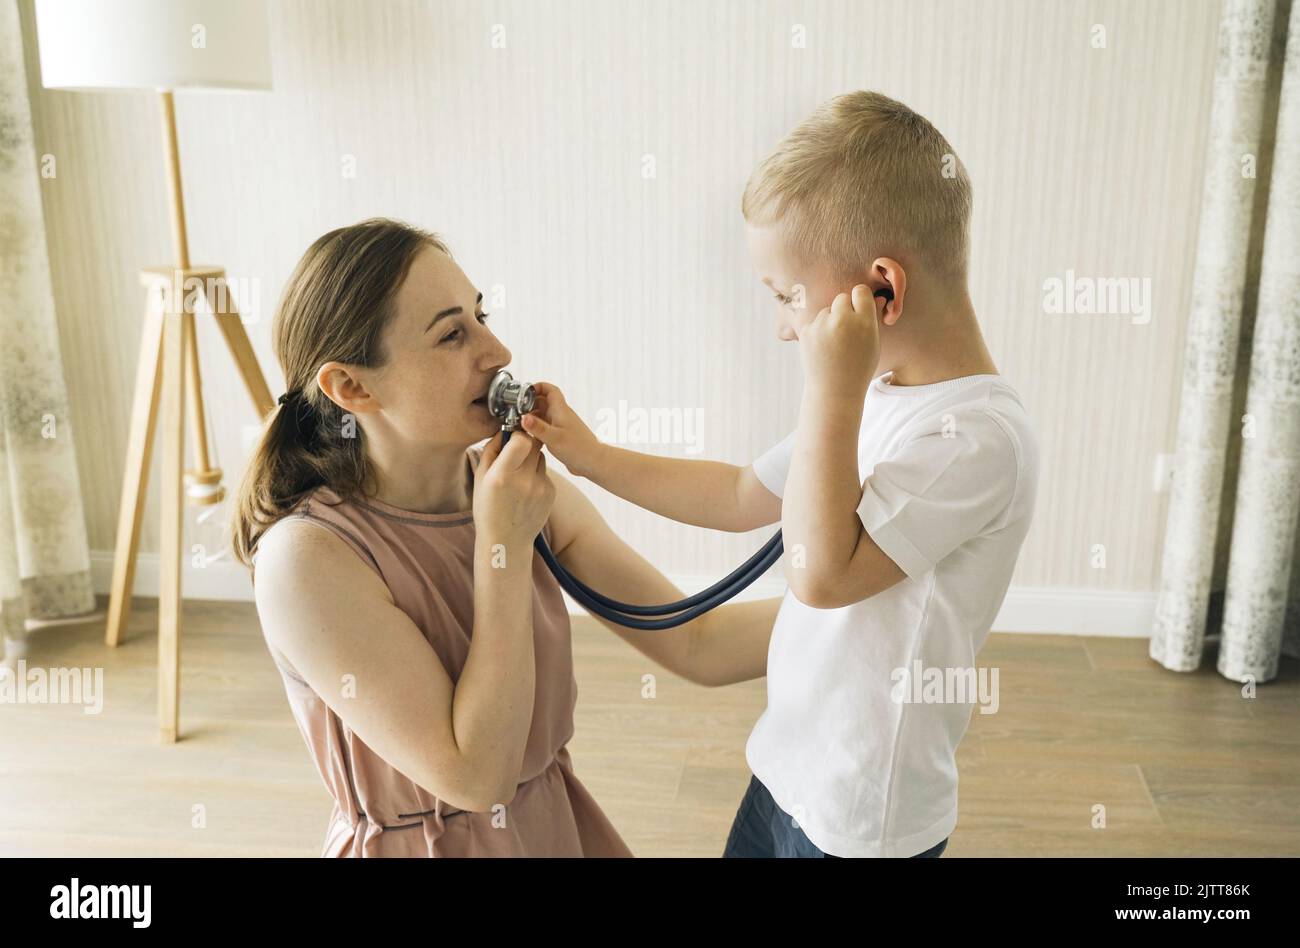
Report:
35,0,275,742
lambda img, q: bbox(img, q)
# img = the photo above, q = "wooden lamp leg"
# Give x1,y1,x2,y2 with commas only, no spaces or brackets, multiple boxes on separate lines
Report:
183,307,213,477
158,298,188,744
105,285,167,648
205,281,274,418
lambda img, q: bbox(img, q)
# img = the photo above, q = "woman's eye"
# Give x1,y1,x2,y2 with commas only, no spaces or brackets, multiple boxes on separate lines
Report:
441,313,490,345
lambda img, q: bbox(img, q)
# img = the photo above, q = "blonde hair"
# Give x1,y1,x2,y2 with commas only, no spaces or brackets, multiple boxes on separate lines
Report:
742,90,972,284
231,217,449,568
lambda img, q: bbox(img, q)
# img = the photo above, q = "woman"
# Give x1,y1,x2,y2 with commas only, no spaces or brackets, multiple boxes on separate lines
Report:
233,218,779,856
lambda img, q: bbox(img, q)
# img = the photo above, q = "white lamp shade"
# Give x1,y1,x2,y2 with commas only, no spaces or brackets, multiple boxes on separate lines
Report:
34,0,271,92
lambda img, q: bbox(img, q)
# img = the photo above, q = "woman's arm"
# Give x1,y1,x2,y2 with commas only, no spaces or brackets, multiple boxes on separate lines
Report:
254,516,537,812
545,470,778,687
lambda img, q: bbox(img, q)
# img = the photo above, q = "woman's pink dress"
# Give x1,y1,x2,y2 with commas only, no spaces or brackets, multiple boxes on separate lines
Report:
251,446,632,857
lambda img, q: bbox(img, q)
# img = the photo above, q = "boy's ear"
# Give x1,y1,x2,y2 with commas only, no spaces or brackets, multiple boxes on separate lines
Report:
869,257,906,326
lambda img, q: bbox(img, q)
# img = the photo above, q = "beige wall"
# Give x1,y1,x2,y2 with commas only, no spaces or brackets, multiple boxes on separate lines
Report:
18,0,1221,598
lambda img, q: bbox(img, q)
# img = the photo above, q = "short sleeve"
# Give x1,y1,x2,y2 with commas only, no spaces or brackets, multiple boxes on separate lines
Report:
856,409,1019,579
751,429,798,498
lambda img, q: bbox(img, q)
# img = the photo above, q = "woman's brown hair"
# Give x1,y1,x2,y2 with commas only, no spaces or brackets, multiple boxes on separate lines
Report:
231,217,449,567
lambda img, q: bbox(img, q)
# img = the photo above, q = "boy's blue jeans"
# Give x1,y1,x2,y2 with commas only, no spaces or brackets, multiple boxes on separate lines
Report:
723,774,949,858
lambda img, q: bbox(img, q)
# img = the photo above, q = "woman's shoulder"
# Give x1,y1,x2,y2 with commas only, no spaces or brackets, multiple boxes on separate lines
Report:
254,510,394,617
252,506,397,684
253,487,387,588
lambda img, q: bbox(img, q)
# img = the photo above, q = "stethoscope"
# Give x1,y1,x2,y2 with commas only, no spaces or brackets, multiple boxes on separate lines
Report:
487,369,784,629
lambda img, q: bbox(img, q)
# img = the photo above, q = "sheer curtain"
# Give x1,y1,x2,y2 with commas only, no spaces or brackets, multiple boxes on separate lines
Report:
0,0,95,663
1152,0,1300,681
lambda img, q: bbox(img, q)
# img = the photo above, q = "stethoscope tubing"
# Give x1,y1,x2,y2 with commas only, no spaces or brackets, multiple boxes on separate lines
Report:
500,426,782,629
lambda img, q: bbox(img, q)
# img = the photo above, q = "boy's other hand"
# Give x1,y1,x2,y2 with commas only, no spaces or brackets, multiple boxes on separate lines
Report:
792,284,883,400
518,382,604,480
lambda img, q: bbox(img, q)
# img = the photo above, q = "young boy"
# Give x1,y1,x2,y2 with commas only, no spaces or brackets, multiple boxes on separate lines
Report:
521,90,1038,858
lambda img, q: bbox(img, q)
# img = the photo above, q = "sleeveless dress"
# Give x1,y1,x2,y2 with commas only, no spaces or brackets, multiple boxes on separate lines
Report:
250,445,632,857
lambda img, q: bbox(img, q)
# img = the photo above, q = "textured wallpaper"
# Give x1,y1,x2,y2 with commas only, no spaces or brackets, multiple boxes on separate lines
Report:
17,0,1222,592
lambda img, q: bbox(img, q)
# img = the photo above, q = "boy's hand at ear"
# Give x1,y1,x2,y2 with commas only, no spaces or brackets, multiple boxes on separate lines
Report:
791,284,883,399
782,284,905,609
518,382,604,479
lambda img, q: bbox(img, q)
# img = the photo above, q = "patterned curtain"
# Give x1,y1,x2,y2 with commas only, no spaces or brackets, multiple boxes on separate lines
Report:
0,0,95,661
1152,0,1300,681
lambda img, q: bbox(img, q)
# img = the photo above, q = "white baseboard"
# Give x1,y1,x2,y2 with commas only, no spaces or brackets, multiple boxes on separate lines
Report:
91,550,256,603
89,551,1155,637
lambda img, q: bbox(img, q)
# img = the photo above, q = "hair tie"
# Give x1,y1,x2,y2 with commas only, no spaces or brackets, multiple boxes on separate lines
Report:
278,390,296,406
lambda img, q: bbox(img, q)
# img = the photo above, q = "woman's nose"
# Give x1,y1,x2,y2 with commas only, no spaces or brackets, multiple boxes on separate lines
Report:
477,322,511,364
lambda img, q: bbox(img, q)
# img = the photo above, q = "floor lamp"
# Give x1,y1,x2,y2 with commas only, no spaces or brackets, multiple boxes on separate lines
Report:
34,0,275,742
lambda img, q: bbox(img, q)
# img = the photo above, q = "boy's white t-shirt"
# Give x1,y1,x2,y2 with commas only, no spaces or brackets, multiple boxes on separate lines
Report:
747,371,1039,857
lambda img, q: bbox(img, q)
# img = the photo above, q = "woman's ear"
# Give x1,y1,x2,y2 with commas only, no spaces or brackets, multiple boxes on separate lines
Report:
317,362,379,414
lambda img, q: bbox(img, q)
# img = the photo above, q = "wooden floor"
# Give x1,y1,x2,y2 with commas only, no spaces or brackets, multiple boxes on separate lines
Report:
2,596,1297,857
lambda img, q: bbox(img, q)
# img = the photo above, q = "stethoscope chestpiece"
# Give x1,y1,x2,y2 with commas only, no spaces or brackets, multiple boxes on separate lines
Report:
486,369,536,432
